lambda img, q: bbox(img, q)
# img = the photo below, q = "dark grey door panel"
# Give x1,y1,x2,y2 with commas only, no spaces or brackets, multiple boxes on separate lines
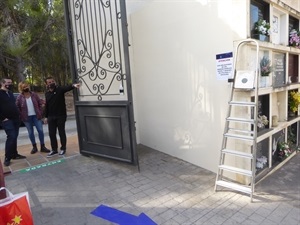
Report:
77,103,133,162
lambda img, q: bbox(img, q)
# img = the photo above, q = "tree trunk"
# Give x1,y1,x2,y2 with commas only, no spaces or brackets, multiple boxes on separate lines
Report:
16,56,25,82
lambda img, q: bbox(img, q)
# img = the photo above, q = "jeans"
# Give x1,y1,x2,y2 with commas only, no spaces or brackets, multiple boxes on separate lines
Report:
1,119,20,160
48,116,67,151
24,115,45,146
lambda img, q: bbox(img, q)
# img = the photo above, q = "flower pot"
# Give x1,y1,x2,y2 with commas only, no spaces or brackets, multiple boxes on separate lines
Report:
254,34,269,42
290,43,300,49
288,111,296,118
257,125,265,133
259,76,268,87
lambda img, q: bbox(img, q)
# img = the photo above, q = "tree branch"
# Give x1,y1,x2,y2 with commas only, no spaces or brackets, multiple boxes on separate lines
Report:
23,18,54,55
0,51,17,72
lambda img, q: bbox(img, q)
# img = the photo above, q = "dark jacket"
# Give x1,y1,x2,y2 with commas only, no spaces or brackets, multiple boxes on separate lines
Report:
16,92,44,122
0,89,20,122
45,85,74,118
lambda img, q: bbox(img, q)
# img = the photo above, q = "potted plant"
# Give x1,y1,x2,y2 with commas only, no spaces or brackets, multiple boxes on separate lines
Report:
289,29,300,48
277,141,293,161
259,56,272,87
260,56,272,76
257,114,269,129
288,90,300,117
256,155,267,170
254,19,271,41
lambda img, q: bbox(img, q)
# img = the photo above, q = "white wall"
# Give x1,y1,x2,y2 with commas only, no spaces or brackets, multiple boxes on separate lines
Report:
278,0,300,12
126,0,247,172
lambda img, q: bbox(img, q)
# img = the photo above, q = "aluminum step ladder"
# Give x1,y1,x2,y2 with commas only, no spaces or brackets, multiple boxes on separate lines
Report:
214,39,260,202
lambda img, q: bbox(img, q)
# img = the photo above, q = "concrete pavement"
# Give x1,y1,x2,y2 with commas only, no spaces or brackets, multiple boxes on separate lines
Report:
2,133,300,225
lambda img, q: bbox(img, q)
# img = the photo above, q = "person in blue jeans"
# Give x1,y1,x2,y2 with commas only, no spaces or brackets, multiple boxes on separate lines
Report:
16,81,50,154
0,77,26,166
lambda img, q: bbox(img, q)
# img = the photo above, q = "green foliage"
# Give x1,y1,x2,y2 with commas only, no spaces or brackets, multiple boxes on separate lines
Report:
289,91,300,113
277,141,293,159
260,56,272,77
254,19,271,36
287,126,296,147
0,0,70,86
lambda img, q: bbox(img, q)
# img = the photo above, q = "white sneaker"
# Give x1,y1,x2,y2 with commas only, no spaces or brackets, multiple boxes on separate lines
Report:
59,150,66,156
47,150,58,158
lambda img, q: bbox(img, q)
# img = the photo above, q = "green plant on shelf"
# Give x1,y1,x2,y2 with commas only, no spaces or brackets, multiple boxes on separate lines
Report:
289,29,300,48
288,91,300,113
254,19,271,36
256,156,267,169
277,141,293,160
257,115,268,128
287,126,296,145
260,56,272,77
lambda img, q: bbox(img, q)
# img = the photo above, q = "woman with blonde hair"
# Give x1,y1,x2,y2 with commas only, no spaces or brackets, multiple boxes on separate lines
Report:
16,81,50,154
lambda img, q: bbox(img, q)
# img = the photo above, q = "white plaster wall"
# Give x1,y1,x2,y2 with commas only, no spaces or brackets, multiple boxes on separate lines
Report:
126,0,248,172
277,0,300,11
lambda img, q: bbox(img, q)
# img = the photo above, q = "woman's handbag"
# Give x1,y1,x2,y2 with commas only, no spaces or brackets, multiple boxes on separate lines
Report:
0,187,34,225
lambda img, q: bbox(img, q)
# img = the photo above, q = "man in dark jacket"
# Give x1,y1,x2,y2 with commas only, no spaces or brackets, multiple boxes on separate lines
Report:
44,77,80,157
0,77,26,166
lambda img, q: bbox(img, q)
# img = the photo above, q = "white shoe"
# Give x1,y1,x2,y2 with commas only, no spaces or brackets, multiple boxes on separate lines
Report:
47,150,58,157
59,150,66,156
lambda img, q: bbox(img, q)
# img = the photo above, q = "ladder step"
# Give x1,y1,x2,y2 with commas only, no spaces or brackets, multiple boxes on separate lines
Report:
224,133,254,141
227,117,255,123
219,165,253,176
228,128,254,135
229,101,256,107
216,180,252,194
221,149,253,159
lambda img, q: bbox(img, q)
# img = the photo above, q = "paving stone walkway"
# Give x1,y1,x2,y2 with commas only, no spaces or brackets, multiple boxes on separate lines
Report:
2,135,300,225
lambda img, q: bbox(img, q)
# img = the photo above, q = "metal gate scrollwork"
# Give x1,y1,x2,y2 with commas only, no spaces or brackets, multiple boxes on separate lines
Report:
69,0,128,101
65,0,138,165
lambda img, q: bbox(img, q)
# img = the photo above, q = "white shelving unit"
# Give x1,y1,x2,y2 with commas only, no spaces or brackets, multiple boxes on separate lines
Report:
238,0,300,181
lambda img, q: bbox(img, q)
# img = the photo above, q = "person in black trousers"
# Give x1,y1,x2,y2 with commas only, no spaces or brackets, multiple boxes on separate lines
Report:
44,77,80,157
0,77,26,166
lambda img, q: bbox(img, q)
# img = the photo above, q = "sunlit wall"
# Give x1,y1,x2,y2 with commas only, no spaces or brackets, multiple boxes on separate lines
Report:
126,0,248,172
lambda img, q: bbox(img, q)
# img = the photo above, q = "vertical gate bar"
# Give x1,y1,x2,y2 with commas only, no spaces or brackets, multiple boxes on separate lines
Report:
98,0,104,54
83,1,88,60
119,0,138,166
115,0,124,82
91,0,97,63
73,1,81,74
85,0,92,60
109,1,117,64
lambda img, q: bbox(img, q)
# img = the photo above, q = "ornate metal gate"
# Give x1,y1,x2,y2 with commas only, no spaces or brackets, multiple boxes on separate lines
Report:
63,0,137,164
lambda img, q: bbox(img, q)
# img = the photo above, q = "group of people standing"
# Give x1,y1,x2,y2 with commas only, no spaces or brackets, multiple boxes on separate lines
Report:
0,77,80,166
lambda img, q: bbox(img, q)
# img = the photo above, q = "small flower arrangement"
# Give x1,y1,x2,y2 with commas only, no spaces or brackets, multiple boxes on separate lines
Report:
289,29,300,48
277,141,293,159
256,155,267,169
260,56,272,76
254,19,271,36
257,115,269,128
288,91,300,113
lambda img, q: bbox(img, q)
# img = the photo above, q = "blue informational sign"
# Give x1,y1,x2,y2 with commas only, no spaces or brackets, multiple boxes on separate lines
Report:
216,52,233,80
91,204,157,225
